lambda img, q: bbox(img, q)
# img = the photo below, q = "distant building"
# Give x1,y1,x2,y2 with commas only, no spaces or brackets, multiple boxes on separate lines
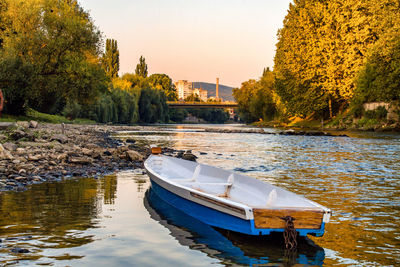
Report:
193,88,208,102
174,80,193,100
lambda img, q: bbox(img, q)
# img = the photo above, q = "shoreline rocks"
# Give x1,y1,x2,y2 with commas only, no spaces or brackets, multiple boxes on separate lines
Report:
0,123,150,192
204,128,349,137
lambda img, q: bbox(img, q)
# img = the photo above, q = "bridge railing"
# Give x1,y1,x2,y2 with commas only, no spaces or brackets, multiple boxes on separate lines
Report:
166,101,238,108
166,101,237,105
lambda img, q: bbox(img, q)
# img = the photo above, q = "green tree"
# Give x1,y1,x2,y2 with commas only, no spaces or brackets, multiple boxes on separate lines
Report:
262,67,270,77
138,87,168,123
256,68,277,120
122,73,148,90
273,0,400,119
0,0,8,49
0,0,106,114
233,68,277,123
169,108,188,123
355,31,400,103
148,73,177,100
102,39,119,78
185,94,201,102
135,55,148,78
0,56,34,115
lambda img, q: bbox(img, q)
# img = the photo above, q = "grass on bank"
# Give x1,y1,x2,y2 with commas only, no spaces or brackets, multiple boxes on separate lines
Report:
252,115,324,129
0,108,96,124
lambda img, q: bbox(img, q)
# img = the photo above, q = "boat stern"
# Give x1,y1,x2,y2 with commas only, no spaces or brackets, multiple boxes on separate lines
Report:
250,208,331,237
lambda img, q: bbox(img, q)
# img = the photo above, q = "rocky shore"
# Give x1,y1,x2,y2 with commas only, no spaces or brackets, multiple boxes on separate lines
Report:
0,123,144,192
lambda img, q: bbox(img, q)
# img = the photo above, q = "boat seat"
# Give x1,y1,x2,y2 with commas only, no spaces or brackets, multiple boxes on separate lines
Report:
171,164,201,183
218,174,234,198
266,189,277,206
174,167,235,198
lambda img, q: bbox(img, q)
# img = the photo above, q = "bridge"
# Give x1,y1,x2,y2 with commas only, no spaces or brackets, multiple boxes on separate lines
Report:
167,101,238,108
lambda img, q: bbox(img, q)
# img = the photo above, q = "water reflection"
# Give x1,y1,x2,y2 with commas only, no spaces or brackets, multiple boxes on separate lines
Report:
0,175,118,265
144,187,325,266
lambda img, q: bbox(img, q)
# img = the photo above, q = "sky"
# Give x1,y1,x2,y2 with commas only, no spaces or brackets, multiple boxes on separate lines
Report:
79,0,292,88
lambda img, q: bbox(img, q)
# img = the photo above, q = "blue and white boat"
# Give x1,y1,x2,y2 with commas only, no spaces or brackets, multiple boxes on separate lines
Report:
144,153,331,237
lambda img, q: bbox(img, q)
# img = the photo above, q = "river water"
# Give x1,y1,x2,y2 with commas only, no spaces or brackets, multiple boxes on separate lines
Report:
0,124,399,266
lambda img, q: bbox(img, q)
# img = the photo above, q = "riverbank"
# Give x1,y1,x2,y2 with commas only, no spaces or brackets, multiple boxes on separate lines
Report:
252,117,400,132
0,122,147,192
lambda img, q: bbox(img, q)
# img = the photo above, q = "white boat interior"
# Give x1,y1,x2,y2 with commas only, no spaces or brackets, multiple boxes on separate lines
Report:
146,155,324,210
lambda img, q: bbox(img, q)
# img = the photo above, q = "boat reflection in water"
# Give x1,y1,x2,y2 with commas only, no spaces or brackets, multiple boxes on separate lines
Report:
144,187,325,266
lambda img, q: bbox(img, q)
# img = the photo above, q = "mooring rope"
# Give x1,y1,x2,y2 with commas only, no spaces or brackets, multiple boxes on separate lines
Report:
281,216,297,250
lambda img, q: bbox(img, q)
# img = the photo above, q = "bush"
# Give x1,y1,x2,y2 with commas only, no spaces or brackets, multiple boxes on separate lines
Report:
375,106,388,119
169,109,188,123
351,104,364,118
0,57,35,115
62,101,82,120
139,87,169,123
364,106,387,120
356,118,379,129
26,108,69,123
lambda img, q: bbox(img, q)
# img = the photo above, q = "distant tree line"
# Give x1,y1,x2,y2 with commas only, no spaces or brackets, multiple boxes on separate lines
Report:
234,0,400,123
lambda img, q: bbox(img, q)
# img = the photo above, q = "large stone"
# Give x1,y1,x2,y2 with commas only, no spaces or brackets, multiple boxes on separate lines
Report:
81,148,93,156
85,143,98,149
57,153,68,161
182,152,197,162
126,138,136,144
117,146,129,154
0,144,14,160
16,121,29,128
29,120,38,128
68,156,92,165
125,150,144,162
0,122,15,130
28,154,42,161
15,148,26,155
51,134,68,144
3,142,17,151
11,129,27,140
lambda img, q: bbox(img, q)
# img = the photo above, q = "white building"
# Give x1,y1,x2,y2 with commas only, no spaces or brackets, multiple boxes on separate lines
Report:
174,80,193,100
193,88,208,102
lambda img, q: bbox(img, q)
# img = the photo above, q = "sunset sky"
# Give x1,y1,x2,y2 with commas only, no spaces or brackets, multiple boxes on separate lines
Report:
79,0,292,88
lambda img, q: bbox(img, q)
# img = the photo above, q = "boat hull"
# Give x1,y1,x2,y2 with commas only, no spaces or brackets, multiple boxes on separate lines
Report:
148,175,326,237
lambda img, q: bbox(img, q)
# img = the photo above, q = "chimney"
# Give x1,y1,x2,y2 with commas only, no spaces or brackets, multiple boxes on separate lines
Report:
216,78,219,100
